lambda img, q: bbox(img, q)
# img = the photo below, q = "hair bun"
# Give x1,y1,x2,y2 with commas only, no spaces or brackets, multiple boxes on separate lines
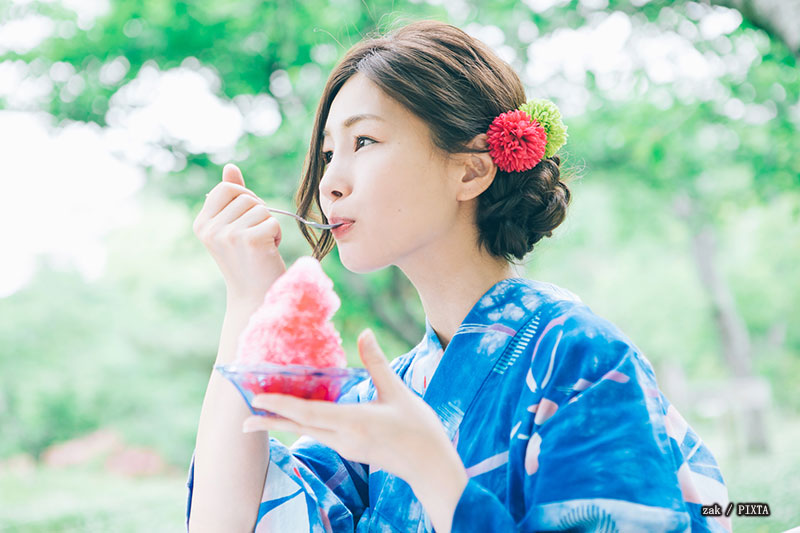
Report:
476,155,570,261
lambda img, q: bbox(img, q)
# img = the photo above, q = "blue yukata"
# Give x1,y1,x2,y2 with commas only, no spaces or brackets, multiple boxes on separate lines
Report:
186,278,730,532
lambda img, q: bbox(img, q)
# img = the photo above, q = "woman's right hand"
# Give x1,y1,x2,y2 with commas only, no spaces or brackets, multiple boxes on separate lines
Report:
193,163,286,304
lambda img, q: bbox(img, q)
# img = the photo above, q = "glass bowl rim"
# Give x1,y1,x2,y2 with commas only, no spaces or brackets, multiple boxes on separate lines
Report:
214,362,369,378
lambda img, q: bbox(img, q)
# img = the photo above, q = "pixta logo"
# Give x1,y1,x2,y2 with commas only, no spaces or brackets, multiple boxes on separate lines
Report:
701,502,771,517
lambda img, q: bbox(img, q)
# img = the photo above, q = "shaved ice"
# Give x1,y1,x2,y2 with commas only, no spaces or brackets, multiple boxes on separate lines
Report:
235,256,347,368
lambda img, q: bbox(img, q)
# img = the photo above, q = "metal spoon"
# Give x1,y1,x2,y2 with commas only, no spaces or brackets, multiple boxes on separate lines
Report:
266,208,343,230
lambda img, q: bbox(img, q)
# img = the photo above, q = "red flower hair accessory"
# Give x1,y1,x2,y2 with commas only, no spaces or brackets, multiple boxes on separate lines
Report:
486,99,567,173
486,109,547,173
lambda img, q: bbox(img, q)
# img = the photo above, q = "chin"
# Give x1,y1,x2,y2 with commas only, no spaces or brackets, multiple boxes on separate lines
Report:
337,245,391,274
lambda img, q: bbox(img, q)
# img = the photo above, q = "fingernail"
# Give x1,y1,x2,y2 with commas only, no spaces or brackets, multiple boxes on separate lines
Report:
242,419,261,433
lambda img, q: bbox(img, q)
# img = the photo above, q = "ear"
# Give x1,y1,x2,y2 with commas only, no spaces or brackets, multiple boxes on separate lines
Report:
454,134,497,202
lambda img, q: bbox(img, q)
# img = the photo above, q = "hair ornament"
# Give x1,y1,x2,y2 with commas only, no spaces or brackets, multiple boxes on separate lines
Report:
486,98,567,173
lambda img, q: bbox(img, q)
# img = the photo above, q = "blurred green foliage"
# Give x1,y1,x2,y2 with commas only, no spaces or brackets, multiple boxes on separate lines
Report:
1,0,799,530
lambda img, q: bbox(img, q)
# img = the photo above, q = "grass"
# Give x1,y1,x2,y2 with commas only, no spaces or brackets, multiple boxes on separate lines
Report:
0,429,298,532
707,412,800,532
0,467,186,532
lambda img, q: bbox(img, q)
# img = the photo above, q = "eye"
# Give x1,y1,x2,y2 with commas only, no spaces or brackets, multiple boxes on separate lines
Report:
355,136,375,150
321,136,375,165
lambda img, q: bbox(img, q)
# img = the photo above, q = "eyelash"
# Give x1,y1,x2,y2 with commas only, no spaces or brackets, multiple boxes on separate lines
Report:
322,136,375,164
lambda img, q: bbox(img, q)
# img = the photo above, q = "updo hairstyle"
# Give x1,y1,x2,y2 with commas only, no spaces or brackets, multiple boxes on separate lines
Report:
295,19,571,262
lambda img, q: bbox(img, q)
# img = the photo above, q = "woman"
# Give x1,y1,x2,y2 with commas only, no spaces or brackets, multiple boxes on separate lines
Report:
187,19,729,533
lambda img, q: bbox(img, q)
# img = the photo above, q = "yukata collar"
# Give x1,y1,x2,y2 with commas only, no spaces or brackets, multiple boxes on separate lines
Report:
418,277,539,440
420,277,530,353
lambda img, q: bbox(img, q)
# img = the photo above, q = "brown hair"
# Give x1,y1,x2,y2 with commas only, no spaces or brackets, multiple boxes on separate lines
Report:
295,19,571,262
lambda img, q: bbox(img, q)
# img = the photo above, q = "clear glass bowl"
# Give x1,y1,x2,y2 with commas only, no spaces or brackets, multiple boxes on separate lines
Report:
214,362,369,416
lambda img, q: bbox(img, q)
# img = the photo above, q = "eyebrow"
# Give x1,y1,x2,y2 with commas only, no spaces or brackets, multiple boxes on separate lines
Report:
322,114,385,138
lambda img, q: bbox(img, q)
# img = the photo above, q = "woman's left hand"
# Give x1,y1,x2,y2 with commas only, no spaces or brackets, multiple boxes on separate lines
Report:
242,329,464,491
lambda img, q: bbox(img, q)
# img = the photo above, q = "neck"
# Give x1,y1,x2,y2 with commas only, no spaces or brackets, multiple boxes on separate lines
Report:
396,239,517,350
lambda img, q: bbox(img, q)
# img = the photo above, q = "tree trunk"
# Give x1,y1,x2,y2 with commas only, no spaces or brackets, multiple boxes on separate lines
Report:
690,227,753,378
676,194,770,452
711,0,800,57
339,268,424,348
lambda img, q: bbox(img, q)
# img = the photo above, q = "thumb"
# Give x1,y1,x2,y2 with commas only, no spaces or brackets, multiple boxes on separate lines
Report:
358,329,401,399
222,163,245,186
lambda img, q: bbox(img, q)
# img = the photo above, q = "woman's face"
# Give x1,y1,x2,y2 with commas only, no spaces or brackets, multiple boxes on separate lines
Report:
319,73,463,273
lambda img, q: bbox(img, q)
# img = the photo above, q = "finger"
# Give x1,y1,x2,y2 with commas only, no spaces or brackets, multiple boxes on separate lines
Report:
210,193,265,227
244,416,357,457
243,216,282,248
236,203,271,228
243,416,344,450
251,393,358,430
242,414,300,433
223,163,245,186
197,182,262,226
358,329,403,400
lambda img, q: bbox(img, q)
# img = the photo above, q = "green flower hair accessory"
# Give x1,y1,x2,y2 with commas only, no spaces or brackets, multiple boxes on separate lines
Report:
518,98,567,158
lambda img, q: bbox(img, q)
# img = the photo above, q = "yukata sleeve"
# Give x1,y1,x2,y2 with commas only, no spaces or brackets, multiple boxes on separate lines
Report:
451,307,728,533
241,355,414,531
258,435,370,531
185,437,369,532
186,374,376,532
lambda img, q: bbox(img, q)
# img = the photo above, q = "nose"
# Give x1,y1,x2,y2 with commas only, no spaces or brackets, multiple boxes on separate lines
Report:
318,160,352,203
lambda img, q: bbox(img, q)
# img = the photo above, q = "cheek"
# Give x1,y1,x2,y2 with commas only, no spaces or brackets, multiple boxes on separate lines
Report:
341,156,455,259
368,180,428,230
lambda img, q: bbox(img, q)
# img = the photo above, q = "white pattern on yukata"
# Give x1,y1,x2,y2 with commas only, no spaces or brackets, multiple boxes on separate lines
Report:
186,278,729,532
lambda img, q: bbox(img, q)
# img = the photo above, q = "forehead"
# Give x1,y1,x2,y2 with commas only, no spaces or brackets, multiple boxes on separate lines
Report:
322,73,403,138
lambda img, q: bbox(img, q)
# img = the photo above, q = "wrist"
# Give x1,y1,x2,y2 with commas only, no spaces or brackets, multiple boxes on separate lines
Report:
225,294,264,315
411,457,467,502
213,297,263,366
408,446,468,533
416,438,467,486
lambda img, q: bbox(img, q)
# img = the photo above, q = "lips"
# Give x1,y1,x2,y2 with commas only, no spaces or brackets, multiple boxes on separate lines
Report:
329,216,355,226
329,216,355,238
